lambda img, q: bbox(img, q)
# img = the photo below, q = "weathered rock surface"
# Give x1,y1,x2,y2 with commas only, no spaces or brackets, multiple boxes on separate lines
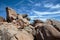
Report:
0,7,34,40
0,7,60,40
6,7,18,22
0,22,34,40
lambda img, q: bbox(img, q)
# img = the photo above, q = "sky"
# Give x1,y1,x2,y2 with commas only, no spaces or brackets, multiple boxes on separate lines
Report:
0,0,60,21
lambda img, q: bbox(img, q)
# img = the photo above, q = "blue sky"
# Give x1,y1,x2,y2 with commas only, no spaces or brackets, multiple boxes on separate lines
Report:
0,0,60,21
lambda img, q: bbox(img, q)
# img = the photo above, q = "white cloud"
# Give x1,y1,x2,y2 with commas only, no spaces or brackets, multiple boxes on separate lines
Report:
34,3,41,6
38,18,47,21
44,3,60,9
29,15,43,18
51,4,60,8
29,16,47,21
29,10,60,21
29,15,49,21
44,3,53,8
33,10,60,15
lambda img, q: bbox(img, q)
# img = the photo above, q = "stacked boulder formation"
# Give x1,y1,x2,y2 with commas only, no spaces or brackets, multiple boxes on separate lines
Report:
0,7,34,40
0,7,60,40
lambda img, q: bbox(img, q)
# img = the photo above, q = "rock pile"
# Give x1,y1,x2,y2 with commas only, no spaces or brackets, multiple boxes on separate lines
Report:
0,7,60,40
0,7,34,40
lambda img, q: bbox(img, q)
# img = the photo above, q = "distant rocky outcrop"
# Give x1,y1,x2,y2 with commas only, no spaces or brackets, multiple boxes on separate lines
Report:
0,16,6,22
46,19,60,31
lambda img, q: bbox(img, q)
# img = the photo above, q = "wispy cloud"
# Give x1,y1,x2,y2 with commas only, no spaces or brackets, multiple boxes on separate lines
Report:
28,10,60,21
29,15,43,18
15,0,24,6
29,16,47,21
33,10,60,15
0,0,60,21
44,3,60,9
29,0,34,3
34,3,41,6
